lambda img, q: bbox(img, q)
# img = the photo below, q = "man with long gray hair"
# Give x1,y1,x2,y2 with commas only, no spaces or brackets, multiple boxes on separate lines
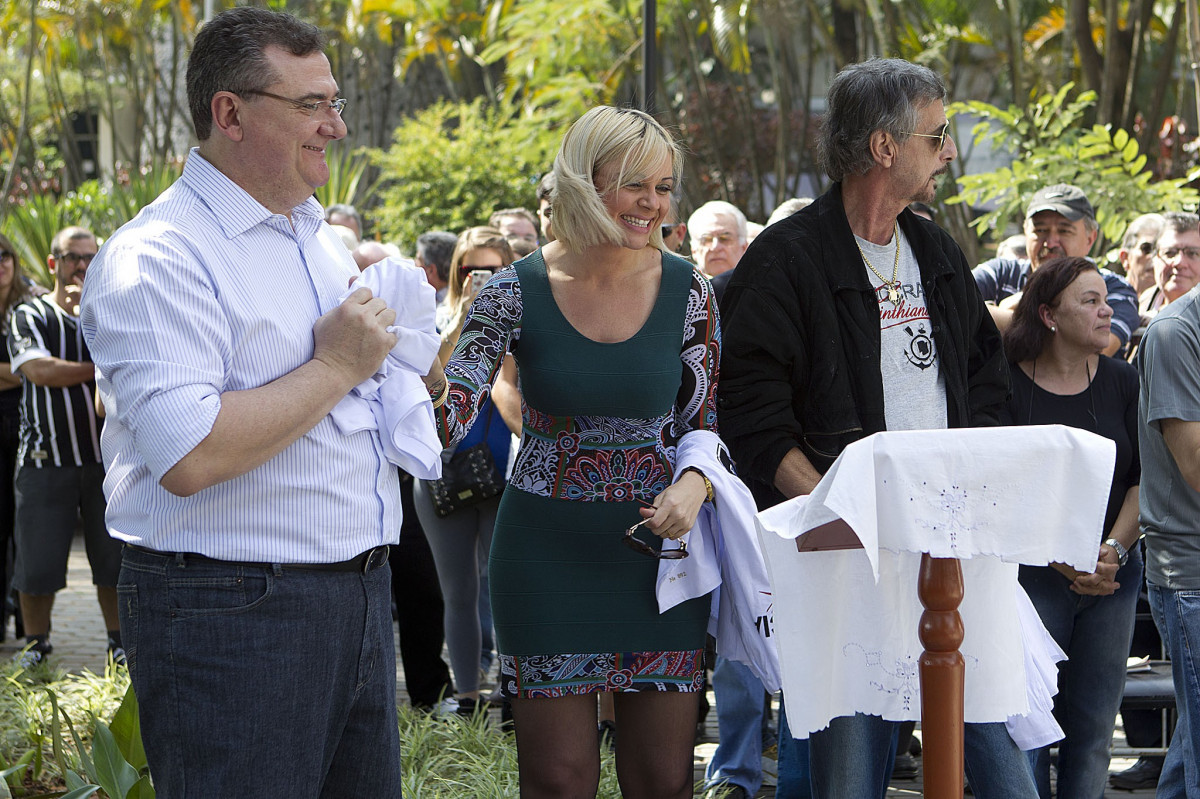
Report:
718,58,1033,798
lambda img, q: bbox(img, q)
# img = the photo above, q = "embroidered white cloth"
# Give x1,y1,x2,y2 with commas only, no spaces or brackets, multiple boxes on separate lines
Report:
657,430,781,693
757,425,1114,745
328,257,443,478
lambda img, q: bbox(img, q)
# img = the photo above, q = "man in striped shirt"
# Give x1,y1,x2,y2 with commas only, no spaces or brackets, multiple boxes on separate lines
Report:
8,225,121,667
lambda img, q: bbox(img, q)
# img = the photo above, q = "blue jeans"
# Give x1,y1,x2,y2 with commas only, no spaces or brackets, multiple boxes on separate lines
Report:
1019,550,1142,799
776,695,812,799
1149,583,1200,798
809,714,1036,799
118,545,403,798
705,656,768,793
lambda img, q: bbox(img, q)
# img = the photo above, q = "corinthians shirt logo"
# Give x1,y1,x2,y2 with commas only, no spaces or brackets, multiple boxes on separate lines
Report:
874,279,939,372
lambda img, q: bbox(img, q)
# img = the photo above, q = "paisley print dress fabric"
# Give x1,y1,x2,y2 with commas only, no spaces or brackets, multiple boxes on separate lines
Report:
435,251,719,698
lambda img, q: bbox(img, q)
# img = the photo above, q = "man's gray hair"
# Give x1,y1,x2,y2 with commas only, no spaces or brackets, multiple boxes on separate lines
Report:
688,201,749,243
818,58,947,183
416,231,458,282
1121,213,1165,249
1159,211,1199,241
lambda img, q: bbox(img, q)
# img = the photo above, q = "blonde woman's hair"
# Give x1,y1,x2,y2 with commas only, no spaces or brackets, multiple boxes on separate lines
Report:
446,226,515,306
550,106,682,253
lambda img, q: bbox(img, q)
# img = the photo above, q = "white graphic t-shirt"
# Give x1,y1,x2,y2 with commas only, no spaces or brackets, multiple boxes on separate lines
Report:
854,227,948,432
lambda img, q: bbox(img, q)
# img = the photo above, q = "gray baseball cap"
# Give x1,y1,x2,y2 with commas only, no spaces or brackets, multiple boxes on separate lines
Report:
1025,184,1095,222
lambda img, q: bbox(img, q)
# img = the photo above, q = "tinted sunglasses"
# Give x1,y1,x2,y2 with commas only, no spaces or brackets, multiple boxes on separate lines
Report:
622,519,688,559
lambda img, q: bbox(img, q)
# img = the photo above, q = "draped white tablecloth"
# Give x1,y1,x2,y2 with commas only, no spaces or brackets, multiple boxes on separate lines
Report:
757,425,1114,745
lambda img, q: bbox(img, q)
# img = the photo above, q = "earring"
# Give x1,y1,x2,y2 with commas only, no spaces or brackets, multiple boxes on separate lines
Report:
1050,326,1057,333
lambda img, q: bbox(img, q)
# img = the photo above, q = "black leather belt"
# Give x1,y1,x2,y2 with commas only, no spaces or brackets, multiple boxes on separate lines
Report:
127,543,390,574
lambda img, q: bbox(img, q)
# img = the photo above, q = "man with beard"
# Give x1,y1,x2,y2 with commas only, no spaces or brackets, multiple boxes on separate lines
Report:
8,226,121,667
973,184,1138,357
718,58,1032,798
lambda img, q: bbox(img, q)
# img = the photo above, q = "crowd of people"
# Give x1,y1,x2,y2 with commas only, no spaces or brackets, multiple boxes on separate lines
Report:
5,5,1200,799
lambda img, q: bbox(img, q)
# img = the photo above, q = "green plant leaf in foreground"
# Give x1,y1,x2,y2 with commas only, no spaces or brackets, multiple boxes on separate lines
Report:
91,721,141,799
0,750,36,799
59,787,102,799
106,686,146,775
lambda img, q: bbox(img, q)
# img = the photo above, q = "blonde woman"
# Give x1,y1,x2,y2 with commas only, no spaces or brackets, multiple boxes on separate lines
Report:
424,107,719,798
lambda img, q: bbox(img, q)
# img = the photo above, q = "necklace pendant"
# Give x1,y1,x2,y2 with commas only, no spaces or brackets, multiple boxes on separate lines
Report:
888,285,901,307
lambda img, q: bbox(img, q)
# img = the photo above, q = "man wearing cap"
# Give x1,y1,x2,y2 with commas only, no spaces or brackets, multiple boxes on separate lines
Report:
972,183,1139,357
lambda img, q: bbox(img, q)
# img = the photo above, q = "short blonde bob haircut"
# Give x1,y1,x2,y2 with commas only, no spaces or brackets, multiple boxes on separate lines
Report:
446,226,515,306
550,105,683,253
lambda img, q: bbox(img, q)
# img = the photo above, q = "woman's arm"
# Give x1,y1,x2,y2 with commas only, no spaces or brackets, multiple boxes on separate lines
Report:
430,273,522,450
1071,485,1139,596
491,355,522,435
642,270,720,539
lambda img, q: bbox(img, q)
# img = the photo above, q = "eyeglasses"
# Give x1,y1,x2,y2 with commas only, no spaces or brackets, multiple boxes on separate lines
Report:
1137,241,1155,255
1156,246,1200,262
694,233,736,249
622,519,689,559
0,251,13,262
907,124,950,150
240,89,347,117
55,252,95,266
661,224,677,238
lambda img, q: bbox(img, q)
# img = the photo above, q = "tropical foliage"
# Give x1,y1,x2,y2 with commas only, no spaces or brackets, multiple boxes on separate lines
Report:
949,83,1200,254
369,98,559,247
1,0,1197,250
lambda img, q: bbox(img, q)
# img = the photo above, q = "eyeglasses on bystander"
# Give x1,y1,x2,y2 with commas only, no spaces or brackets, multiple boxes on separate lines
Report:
55,252,95,266
1157,246,1200,262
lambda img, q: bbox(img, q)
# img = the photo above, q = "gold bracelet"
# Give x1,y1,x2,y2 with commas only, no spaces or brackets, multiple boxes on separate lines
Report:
429,381,449,409
683,467,715,503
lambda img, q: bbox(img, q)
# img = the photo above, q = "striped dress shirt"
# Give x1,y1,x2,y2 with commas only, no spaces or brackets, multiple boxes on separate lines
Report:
80,149,399,562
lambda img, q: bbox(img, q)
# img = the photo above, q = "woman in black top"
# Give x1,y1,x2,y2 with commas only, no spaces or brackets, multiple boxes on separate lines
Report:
1000,256,1141,799
0,233,31,641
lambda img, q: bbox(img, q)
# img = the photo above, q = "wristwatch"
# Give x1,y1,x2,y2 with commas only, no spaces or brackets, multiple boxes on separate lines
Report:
1104,538,1129,567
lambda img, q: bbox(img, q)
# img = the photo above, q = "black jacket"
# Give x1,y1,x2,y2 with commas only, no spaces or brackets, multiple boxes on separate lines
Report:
717,183,1010,509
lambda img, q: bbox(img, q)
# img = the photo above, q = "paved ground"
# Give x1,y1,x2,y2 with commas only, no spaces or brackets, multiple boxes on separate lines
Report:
0,535,1160,797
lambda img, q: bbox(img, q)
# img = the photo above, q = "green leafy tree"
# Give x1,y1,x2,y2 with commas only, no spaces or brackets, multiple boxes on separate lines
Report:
368,98,559,248
948,83,1200,255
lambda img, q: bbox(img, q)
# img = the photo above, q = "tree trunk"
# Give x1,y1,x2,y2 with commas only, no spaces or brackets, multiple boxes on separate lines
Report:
1120,0,1155,129
832,0,858,67
1188,0,1200,128
1072,0,1103,94
1144,1,1184,161
1003,0,1024,105
1,0,39,219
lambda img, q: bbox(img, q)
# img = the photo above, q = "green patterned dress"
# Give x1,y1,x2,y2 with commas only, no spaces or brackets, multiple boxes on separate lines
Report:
435,250,719,698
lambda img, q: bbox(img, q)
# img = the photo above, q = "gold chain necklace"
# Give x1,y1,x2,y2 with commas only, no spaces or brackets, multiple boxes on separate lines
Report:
855,221,902,308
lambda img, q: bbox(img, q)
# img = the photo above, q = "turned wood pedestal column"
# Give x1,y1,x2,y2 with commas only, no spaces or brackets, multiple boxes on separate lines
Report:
919,553,965,799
